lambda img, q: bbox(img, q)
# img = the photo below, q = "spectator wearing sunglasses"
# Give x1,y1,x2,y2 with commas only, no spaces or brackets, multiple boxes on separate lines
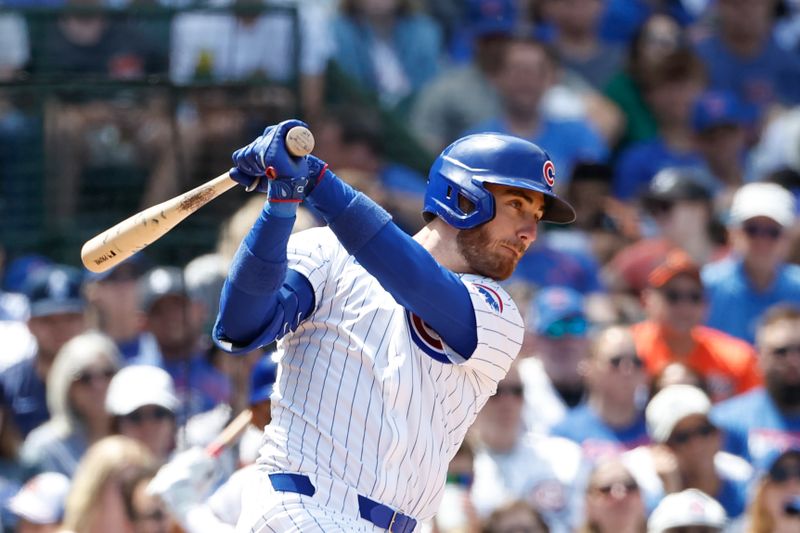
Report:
647,488,727,533
633,249,761,402
106,365,179,462
578,458,646,533
552,325,650,459
519,286,591,435
471,364,588,533
744,445,800,533
622,385,751,522
711,305,800,467
20,331,122,477
702,182,800,344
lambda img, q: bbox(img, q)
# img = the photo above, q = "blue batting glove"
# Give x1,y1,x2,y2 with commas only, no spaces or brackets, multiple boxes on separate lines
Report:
230,119,311,202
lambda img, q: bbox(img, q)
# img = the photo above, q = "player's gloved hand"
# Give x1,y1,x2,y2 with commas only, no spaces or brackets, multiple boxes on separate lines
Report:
147,446,220,521
230,119,311,202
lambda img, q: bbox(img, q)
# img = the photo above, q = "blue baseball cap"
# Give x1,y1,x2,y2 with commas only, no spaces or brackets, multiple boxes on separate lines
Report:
23,265,86,318
692,90,754,133
249,355,278,405
466,0,518,36
3,254,52,293
528,286,587,337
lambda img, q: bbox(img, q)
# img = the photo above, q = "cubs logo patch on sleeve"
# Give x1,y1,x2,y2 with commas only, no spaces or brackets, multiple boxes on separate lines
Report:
472,283,504,313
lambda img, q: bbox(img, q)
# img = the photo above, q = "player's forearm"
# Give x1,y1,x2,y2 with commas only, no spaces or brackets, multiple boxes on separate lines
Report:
307,170,477,357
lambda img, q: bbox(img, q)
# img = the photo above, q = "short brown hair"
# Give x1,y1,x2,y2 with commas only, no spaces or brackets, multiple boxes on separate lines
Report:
640,49,706,92
756,304,800,346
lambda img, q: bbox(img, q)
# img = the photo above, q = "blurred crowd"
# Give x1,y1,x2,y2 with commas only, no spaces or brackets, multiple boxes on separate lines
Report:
3,0,800,532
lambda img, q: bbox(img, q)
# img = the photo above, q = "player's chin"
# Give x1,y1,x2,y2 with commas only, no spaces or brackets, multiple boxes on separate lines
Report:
474,256,517,281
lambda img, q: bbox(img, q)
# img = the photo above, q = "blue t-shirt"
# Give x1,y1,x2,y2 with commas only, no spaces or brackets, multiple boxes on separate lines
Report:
717,476,748,519
465,117,608,187
694,34,800,111
702,257,800,344
0,357,48,438
613,138,705,200
551,404,650,461
511,243,604,294
711,387,800,467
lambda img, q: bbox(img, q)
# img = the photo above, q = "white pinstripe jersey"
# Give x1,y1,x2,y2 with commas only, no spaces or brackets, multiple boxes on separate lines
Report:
257,227,524,521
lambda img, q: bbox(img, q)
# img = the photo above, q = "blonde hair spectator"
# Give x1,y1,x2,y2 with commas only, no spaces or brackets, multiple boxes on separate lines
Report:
62,435,156,533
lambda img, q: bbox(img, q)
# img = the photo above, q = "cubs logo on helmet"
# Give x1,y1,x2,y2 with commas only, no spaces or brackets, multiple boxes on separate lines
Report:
422,133,575,230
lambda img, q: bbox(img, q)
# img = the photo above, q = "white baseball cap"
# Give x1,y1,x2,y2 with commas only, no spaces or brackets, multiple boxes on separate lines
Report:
6,472,71,524
646,384,711,443
729,182,796,227
647,489,726,532
105,365,179,416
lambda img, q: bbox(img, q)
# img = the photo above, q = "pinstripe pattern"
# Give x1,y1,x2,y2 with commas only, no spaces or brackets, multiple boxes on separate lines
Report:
253,228,524,525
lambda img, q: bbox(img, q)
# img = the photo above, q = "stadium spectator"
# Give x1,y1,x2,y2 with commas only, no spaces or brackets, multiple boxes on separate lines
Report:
331,0,443,113
467,37,609,188
623,385,752,520
604,13,684,148
0,404,27,529
83,256,147,361
120,466,174,533
613,49,706,200
482,499,550,533
0,265,88,437
694,0,800,113
577,458,646,533
606,167,724,300
702,182,800,343
21,331,121,477
646,488,727,533
598,0,694,45
519,286,590,434
106,365,178,462
649,361,707,397
712,305,800,466
471,364,587,533
409,0,514,153
552,325,650,459
540,0,624,90
743,445,800,533
432,439,481,533
134,267,231,421
61,435,156,533
633,249,761,402
5,471,70,533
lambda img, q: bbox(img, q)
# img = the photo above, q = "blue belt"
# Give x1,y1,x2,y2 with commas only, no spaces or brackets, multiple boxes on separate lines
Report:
268,473,417,533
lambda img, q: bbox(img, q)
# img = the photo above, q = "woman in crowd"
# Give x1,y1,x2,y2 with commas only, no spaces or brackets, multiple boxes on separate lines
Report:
746,446,800,533
61,435,157,533
578,458,646,533
20,330,121,476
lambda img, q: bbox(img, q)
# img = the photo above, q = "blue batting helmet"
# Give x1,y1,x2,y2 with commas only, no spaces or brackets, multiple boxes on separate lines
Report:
422,133,576,229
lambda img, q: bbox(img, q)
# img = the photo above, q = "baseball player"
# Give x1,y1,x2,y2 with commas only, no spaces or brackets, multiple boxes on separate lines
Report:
214,119,576,532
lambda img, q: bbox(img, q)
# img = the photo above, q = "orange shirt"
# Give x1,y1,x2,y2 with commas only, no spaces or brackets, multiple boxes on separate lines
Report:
632,321,762,402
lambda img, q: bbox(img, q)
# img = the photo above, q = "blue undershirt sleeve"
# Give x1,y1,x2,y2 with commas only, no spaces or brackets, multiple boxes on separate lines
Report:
213,204,315,353
307,170,477,360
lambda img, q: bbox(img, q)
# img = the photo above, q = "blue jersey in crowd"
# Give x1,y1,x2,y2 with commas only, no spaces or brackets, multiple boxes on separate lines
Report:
702,257,800,344
466,117,608,187
552,404,650,461
0,357,49,438
613,138,705,200
711,387,800,467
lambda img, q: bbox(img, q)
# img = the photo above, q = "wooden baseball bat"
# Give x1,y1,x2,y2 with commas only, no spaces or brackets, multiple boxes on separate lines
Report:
81,126,315,273
205,408,254,458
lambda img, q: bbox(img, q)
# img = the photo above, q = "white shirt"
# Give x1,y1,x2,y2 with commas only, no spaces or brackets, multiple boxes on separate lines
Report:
471,433,589,533
257,227,524,520
518,357,570,435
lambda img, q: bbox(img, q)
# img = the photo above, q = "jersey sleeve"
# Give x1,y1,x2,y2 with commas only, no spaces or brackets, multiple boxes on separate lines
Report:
285,227,336,314
454,275,524,386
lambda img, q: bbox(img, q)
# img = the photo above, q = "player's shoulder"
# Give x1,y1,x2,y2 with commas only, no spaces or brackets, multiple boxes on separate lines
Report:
457,274,521,320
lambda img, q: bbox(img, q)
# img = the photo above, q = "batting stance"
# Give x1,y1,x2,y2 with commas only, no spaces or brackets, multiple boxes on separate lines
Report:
214,120,576,532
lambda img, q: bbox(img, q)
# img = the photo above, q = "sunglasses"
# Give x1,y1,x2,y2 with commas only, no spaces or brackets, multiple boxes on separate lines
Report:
663,289,704,305
769,344,800,359
668,423,717,446
446,472,474,488
608,354,644,370
491,384,524,399
543,316,588,339
592,480,639,497
74,368,116,386
769,464,800,484
743,223,783,240
122,406,174,424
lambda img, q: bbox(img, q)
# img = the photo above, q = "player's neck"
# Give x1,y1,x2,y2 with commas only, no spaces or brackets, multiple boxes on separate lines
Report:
414,221,476,275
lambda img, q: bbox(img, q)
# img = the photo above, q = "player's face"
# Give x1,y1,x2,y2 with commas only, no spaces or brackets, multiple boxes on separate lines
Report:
457,184,545,281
